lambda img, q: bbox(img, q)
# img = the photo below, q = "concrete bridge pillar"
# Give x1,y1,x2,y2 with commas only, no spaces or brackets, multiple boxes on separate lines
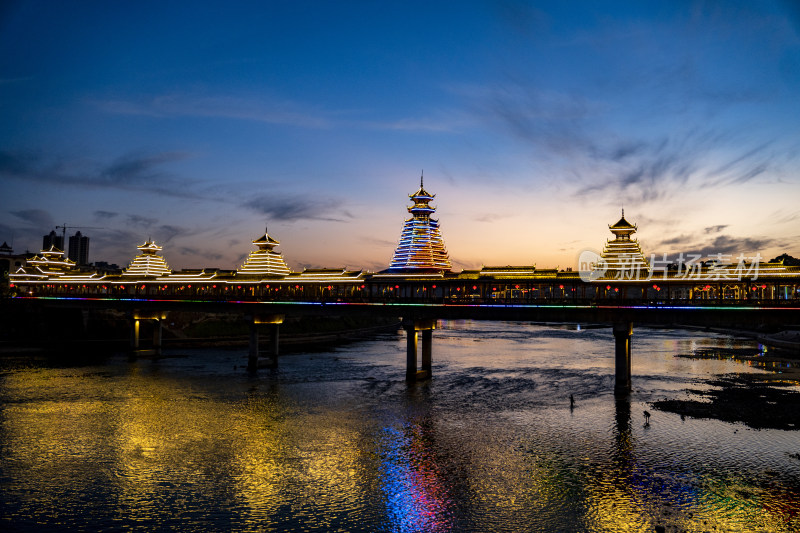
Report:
153,318,162,356
405,325,417,381
403,318,436,382
248,314,284,371
131,319,140,350
613,321,633,396
248,320,259,371
129,311,167,357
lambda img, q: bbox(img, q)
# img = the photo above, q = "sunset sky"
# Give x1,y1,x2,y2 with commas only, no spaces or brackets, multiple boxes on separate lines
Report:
1,1,799,272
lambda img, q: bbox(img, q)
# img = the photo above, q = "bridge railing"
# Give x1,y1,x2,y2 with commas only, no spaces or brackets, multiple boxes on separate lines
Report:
11,286,800,308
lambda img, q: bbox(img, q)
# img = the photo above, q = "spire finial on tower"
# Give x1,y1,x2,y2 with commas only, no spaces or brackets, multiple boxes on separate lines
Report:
421,170,424,188
622,207,624,218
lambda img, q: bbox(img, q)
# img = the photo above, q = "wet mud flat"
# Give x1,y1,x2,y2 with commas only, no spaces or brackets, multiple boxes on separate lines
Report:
653,348,800,430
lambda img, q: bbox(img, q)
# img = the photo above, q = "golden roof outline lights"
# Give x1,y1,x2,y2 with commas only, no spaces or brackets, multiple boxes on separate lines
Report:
389,175,452,272
598,210,649,279
122,240,172,277
10,244,77,280
237,227,292,277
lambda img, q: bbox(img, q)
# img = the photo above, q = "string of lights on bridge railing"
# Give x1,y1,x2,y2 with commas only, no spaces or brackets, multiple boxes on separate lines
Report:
8,179,800,302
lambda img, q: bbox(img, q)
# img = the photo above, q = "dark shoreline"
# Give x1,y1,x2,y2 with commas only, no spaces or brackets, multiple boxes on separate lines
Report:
651,346,800,430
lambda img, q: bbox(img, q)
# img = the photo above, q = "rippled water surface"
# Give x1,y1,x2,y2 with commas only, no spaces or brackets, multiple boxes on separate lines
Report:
2,321,799,532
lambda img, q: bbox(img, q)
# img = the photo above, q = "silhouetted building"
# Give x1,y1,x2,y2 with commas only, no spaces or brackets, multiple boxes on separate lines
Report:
68,231,90,265
93,261,122,274
43,230,64,251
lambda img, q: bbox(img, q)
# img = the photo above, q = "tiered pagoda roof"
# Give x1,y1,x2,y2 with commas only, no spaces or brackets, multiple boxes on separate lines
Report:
237,228,292,277
599,210,650,279
122,240,172,277
388,175,452,272
10,245,76,279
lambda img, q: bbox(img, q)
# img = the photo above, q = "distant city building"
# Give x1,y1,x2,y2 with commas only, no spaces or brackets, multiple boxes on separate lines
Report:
93,261,122,274
237,228,292,276
388,176,452,271
68,231,90,265
43,230,64,251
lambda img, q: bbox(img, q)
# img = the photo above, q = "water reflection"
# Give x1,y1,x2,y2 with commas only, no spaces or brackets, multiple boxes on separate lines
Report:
380,387,454,532
2,324,800,531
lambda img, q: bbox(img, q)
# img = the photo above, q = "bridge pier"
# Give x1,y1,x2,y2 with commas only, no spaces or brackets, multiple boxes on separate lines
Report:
247,314,284,371
613,322,633,396
129,311,166,357
403,318,436,382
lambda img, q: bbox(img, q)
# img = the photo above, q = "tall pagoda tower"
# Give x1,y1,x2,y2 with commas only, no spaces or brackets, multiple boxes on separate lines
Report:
388,175,452,271
237,228,292,276
599,210,650,279
122,240,172,277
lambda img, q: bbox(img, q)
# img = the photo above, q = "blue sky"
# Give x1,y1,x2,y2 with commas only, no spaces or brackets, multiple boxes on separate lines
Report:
1,0,799,271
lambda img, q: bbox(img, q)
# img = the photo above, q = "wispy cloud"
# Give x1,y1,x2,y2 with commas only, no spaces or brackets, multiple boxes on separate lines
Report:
704,224,728,234
244,194,353,222
158,224,185,243
126,215,157,228
0,149,206,199
93,210,118,220
475,213,512,223
178,246,223,262
94,93,335,129
10,209,53,229
655,232,777,259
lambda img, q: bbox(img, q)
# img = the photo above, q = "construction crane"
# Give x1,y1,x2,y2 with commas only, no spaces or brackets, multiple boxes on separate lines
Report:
54,224,104,247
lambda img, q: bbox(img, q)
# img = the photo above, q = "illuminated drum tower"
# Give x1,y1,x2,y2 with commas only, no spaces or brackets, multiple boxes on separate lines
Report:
388,175,451,272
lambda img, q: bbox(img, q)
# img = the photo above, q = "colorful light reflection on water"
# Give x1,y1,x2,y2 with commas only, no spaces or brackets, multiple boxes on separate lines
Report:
1,321,799,531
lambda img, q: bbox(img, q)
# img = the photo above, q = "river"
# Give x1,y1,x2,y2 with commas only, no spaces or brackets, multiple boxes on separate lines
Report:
1,321,799,532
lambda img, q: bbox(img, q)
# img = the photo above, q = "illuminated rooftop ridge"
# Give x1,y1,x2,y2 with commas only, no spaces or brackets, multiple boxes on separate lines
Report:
23,245,76,276
237,228,291,276
608,209,637,240
389,176,451,271
599,210,650,278
407,173,436,218
123,240,172,277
